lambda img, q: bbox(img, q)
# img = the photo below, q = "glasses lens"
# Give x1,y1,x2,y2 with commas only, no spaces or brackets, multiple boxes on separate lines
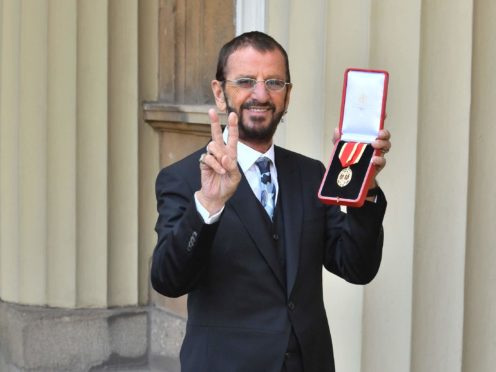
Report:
265,79,286,91
228,78,287,91
235,78,257,89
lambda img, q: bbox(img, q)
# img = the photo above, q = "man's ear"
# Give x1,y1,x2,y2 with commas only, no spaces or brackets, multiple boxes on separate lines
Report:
283,83,292,113
211,80,227,111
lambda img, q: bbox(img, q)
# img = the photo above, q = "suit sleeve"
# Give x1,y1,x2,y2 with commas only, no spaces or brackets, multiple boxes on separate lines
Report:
322,171,387,284
150,166,219,298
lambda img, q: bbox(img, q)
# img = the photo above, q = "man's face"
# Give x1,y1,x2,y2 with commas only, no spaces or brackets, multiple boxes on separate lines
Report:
213,46,292,148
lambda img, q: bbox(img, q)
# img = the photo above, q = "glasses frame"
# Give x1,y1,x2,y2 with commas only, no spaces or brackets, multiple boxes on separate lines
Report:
223,78,292,92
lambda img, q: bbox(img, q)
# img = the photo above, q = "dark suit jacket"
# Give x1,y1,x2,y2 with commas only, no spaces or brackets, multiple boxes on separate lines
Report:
151,145,386,372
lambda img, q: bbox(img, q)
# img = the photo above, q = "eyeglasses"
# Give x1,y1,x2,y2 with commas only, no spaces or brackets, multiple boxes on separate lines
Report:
224,78,292,92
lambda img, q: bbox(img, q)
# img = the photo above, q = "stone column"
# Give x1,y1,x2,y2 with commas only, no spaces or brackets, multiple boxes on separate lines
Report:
0,0,159,370
411,0,473,370
463,1,496,371
362,1,421,371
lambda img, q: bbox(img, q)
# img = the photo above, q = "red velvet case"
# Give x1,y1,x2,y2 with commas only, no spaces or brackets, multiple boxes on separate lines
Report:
318,68,389,207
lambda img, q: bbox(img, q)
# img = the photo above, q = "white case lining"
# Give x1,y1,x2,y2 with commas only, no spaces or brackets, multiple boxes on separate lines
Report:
340,71,386,143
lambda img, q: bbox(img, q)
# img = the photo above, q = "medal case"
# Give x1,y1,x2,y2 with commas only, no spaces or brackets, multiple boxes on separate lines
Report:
318,68,389,207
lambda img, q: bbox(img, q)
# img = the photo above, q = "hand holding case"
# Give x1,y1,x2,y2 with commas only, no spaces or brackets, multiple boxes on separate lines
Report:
318,68,389,207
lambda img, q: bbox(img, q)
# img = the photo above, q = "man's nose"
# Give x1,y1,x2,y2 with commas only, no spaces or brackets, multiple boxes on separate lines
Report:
251,81,270,101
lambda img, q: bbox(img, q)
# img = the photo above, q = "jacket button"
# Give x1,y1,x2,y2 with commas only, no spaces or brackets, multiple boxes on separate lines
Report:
288,301,295,311
186,231,198,252
273,233,279,241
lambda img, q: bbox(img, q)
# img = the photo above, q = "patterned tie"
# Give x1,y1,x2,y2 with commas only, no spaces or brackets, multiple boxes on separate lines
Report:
255,157,276,219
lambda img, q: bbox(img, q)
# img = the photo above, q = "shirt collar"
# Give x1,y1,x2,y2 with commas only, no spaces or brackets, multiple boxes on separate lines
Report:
223,126,275,172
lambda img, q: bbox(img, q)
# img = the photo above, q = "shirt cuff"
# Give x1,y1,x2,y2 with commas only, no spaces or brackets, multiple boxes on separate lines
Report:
194,193,224,224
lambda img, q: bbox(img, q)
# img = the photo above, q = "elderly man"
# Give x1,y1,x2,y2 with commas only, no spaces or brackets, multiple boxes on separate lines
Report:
151,31,390,372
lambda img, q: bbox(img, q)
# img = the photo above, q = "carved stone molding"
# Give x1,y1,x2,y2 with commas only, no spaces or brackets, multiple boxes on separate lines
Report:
143,102,213,132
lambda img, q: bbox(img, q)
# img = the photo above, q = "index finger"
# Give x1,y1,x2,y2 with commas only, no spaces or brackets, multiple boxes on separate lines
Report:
208,108,224,144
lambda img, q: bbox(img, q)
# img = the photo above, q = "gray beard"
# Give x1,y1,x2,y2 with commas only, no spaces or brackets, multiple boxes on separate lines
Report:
224,99,285,144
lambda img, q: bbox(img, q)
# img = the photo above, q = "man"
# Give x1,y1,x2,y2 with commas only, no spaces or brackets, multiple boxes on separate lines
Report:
151,31,390,372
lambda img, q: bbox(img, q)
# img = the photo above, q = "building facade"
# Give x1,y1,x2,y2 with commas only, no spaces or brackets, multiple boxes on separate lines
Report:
0,0,495,371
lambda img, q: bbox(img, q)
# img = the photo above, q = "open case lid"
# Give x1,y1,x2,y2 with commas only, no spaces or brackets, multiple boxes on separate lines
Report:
339,68,389,143
318,68,389,207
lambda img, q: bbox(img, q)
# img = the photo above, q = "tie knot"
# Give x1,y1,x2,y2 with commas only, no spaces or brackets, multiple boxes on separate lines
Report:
255,157,271,173
255,157,272,184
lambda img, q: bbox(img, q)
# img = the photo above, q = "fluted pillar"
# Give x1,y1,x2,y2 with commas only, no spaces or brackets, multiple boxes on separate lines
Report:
108,0,139,307
0,0,159,369
47,0,77,307
0,0,147,310
361,0,421,370
411,1,472,371
463,1,496,371
0,0,21,303
18,0,49,306
76,0,110,308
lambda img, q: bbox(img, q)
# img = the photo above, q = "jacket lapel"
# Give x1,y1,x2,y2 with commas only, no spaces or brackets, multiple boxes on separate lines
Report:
275,147,303,298
229,173,286,290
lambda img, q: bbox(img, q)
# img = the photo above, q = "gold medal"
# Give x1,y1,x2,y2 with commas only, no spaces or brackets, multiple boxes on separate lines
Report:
337,167,352,187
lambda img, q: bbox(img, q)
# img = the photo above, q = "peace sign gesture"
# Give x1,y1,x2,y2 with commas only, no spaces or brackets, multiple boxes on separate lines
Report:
195,109,241,215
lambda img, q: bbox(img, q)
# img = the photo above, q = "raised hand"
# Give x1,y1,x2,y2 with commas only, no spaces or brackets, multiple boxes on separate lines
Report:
195,109,241,215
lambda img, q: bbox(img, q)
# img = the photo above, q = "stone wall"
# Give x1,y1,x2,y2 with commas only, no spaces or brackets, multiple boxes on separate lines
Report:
0,300,185,371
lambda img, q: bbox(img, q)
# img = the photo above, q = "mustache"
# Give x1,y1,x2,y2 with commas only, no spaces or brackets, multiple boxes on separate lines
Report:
240,100,275,111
